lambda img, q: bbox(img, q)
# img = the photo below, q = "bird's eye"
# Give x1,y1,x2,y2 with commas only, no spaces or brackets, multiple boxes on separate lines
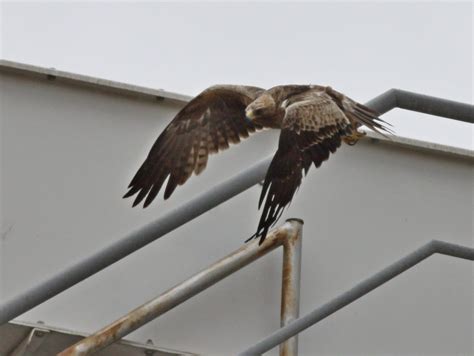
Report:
254,108,263,115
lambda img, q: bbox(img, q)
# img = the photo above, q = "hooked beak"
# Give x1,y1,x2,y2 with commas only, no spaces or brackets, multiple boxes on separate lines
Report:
245,109,256,123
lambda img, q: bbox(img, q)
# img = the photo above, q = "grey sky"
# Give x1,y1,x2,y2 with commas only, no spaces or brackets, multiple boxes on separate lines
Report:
1,1,472,149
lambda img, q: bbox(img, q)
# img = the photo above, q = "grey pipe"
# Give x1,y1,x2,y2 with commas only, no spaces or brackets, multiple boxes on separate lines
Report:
239,240,474,355
394,89,473,123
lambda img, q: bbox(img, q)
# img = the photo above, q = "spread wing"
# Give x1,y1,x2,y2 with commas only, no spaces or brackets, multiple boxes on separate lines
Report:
124,85,265,208
250,91,360,243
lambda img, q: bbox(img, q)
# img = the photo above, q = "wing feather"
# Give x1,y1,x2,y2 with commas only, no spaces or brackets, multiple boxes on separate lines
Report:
124,85,265,207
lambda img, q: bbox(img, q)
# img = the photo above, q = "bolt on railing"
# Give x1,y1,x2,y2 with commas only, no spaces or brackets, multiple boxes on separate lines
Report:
58,219,303,356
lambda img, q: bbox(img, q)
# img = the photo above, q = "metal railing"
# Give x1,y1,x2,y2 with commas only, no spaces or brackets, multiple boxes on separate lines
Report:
239,240,474,355
367,88,472,122
58,219,303,356
0,89,472,355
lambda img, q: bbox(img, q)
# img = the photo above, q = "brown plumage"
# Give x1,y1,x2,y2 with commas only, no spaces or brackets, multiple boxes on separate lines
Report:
124,84,392,244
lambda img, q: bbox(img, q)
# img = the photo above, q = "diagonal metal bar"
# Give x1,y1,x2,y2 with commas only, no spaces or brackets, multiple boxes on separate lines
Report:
57,219,303,356
0,158,269,324
239,240,474,355
0,89,472,325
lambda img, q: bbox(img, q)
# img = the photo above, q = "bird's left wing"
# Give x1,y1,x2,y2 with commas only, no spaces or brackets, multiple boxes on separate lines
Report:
124,85,265,208
250,91,353,243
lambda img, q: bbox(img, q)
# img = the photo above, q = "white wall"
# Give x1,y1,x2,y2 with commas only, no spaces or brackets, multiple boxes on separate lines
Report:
1,71,472,355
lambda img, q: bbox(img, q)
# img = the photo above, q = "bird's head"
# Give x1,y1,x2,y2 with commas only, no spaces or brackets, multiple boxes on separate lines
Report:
245,94,276,122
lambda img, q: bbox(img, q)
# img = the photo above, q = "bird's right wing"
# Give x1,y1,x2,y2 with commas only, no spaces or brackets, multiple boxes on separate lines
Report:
250,91,353,243
124,85,265,208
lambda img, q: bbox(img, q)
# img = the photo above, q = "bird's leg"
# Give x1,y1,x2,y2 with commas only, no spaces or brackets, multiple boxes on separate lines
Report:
343,130,366,146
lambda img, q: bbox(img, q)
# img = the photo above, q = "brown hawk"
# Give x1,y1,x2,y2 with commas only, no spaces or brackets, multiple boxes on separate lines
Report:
124,85,391,244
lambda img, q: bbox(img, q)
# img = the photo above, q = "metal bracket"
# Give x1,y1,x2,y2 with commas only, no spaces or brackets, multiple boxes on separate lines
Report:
8,326,50,356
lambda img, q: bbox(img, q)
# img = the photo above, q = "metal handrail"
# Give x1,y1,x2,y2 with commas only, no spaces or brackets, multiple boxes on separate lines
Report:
239,240,474,355
0,89,472,325
368,88,473,122
58,219,303,356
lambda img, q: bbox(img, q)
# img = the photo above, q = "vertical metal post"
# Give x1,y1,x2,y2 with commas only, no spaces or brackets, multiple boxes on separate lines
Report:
280,218,303,356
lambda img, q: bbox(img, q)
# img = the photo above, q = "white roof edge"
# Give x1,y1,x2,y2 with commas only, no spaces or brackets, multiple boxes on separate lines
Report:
1,60,472,161
363,131,473,161
0,59,193,104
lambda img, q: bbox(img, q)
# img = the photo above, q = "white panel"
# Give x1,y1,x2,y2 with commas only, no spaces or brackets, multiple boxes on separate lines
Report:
1,72,472,355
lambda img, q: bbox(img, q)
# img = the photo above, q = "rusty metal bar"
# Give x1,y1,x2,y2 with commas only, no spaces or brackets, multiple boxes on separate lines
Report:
279,219,303,356
239,240,474,355
1,89,472,325
58,219,304,356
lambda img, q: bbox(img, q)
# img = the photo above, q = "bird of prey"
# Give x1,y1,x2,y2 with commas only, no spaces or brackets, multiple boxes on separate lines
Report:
124,84,391,244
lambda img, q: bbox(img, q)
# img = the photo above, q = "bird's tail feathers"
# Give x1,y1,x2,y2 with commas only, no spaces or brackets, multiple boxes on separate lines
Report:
350,103,394,138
